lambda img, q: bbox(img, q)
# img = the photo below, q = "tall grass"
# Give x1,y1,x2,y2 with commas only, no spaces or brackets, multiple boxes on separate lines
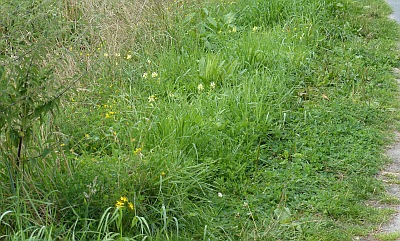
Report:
1,0,399,240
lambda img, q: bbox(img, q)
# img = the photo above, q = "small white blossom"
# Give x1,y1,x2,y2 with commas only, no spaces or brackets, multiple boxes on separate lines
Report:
148,95,157,102
197,83,204,92
210,82,216,90
218,192,223,198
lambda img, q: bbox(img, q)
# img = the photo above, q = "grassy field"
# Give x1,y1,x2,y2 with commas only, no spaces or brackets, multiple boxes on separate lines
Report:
1,0,400,240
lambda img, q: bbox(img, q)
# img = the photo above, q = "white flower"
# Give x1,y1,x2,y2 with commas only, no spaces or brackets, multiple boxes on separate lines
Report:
197,83,204,92
218,192,223,198
148,95,157,102
126,54,132,60
210,82,216,90
142,72,148,79
151,72,158,78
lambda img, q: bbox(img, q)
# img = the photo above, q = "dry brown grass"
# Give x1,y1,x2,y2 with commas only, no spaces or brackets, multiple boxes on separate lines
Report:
56,0,199,83
61,0,197,53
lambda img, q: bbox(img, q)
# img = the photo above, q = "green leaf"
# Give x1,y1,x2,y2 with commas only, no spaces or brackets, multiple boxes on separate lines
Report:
223,12,236,25
0,65,4,80
183,12,195,25
41,148,52,158
33,101,54,122
274,207,291,223
207,17,218,28
202,8,209,16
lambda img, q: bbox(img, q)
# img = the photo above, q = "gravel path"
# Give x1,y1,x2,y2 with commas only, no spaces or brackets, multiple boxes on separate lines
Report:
387,0,400,23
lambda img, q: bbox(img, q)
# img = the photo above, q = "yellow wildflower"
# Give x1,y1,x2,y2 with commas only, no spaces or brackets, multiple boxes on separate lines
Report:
126,54,132,60
115,200,125,208
151,72,158,78
120,196,128,202
128,202,134,210
134,148,142,156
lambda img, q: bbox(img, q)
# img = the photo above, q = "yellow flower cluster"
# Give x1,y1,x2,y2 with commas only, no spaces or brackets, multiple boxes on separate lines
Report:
105,111,116,118
115,196,134,210
133,147,142,156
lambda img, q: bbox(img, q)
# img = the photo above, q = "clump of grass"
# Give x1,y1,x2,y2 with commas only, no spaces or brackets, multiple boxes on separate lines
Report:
375,232,400,241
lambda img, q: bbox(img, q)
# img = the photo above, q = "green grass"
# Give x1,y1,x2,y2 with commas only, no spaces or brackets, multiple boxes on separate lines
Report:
1,0,400,240
375,232,400,241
